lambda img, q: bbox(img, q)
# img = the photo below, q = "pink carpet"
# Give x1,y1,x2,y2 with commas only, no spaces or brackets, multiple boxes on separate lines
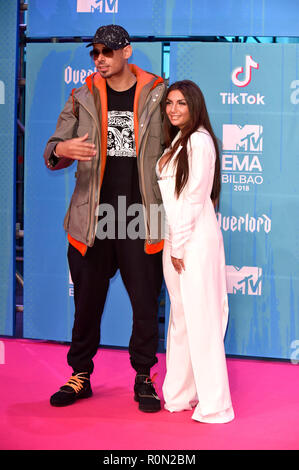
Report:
1,338,299,450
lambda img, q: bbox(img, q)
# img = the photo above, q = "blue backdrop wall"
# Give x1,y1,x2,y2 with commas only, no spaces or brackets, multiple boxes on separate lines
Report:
168,42,299,360
20,0,299,361
24,42,163,345
27,0,299,38
0,0,18,336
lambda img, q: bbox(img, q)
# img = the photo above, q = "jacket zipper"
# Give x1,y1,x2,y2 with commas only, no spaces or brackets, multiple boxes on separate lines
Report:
138,84,165,245
138,84,164,148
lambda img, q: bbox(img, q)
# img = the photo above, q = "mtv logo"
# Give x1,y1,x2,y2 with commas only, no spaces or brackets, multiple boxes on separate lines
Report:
77,0,118,13
226,265,262,296
222,125,263,152
0,80,5,104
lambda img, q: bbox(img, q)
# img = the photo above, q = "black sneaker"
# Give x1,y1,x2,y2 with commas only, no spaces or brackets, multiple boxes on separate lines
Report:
134,373,161,413
50,372,92,407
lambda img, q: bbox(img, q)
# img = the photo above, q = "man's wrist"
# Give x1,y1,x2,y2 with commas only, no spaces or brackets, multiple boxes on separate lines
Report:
53,148,61,158
47,146,61,169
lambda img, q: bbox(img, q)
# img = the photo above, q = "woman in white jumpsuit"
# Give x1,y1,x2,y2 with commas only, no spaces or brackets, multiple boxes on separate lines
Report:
157,80,234,423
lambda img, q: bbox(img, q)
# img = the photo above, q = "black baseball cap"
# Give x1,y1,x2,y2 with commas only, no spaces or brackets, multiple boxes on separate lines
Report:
86,24,130,50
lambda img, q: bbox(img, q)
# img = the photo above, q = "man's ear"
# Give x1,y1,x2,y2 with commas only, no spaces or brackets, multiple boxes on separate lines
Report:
123,45,133,60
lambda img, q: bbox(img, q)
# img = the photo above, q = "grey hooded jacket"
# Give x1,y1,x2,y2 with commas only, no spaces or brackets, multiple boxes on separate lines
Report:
43,65,166,254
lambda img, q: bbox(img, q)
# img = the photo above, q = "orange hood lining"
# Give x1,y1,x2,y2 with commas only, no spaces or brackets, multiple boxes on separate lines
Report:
85,64,163,160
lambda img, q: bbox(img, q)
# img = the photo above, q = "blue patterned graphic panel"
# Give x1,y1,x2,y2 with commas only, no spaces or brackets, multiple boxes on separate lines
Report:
167,42,299,360
24,42,162,344
0,0,18,335
27,0,299,38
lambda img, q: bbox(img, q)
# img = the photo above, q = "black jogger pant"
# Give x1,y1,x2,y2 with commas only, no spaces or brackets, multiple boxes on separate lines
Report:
67,231,163,375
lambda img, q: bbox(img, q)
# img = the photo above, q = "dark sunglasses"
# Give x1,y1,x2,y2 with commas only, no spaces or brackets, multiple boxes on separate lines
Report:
89,47,114,59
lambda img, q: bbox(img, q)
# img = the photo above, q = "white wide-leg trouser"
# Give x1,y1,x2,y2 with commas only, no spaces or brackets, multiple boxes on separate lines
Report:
162,240,234,424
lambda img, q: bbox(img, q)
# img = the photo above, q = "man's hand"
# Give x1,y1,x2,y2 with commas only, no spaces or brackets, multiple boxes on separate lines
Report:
55,133,96,161
171,256,185,274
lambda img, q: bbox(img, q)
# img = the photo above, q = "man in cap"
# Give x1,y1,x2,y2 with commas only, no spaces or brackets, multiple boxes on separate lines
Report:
44,25,166,412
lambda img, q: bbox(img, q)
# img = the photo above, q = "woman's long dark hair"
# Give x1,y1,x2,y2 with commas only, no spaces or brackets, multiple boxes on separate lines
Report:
163,80,221,209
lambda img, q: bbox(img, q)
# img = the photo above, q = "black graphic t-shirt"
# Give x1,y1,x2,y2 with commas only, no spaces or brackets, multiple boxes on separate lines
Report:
99,82,142,221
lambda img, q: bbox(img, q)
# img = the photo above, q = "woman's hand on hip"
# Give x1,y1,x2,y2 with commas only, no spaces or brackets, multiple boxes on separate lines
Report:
171,256,185,274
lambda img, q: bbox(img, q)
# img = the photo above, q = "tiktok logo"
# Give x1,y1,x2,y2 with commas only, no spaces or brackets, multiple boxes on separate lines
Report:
232,55,259,87
220,54,264,105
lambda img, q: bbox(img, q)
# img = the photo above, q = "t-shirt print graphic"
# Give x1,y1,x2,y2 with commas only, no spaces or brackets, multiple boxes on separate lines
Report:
107,110,136,158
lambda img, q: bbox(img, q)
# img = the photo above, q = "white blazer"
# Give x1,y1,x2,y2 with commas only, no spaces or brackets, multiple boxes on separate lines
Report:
157,127,216,258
